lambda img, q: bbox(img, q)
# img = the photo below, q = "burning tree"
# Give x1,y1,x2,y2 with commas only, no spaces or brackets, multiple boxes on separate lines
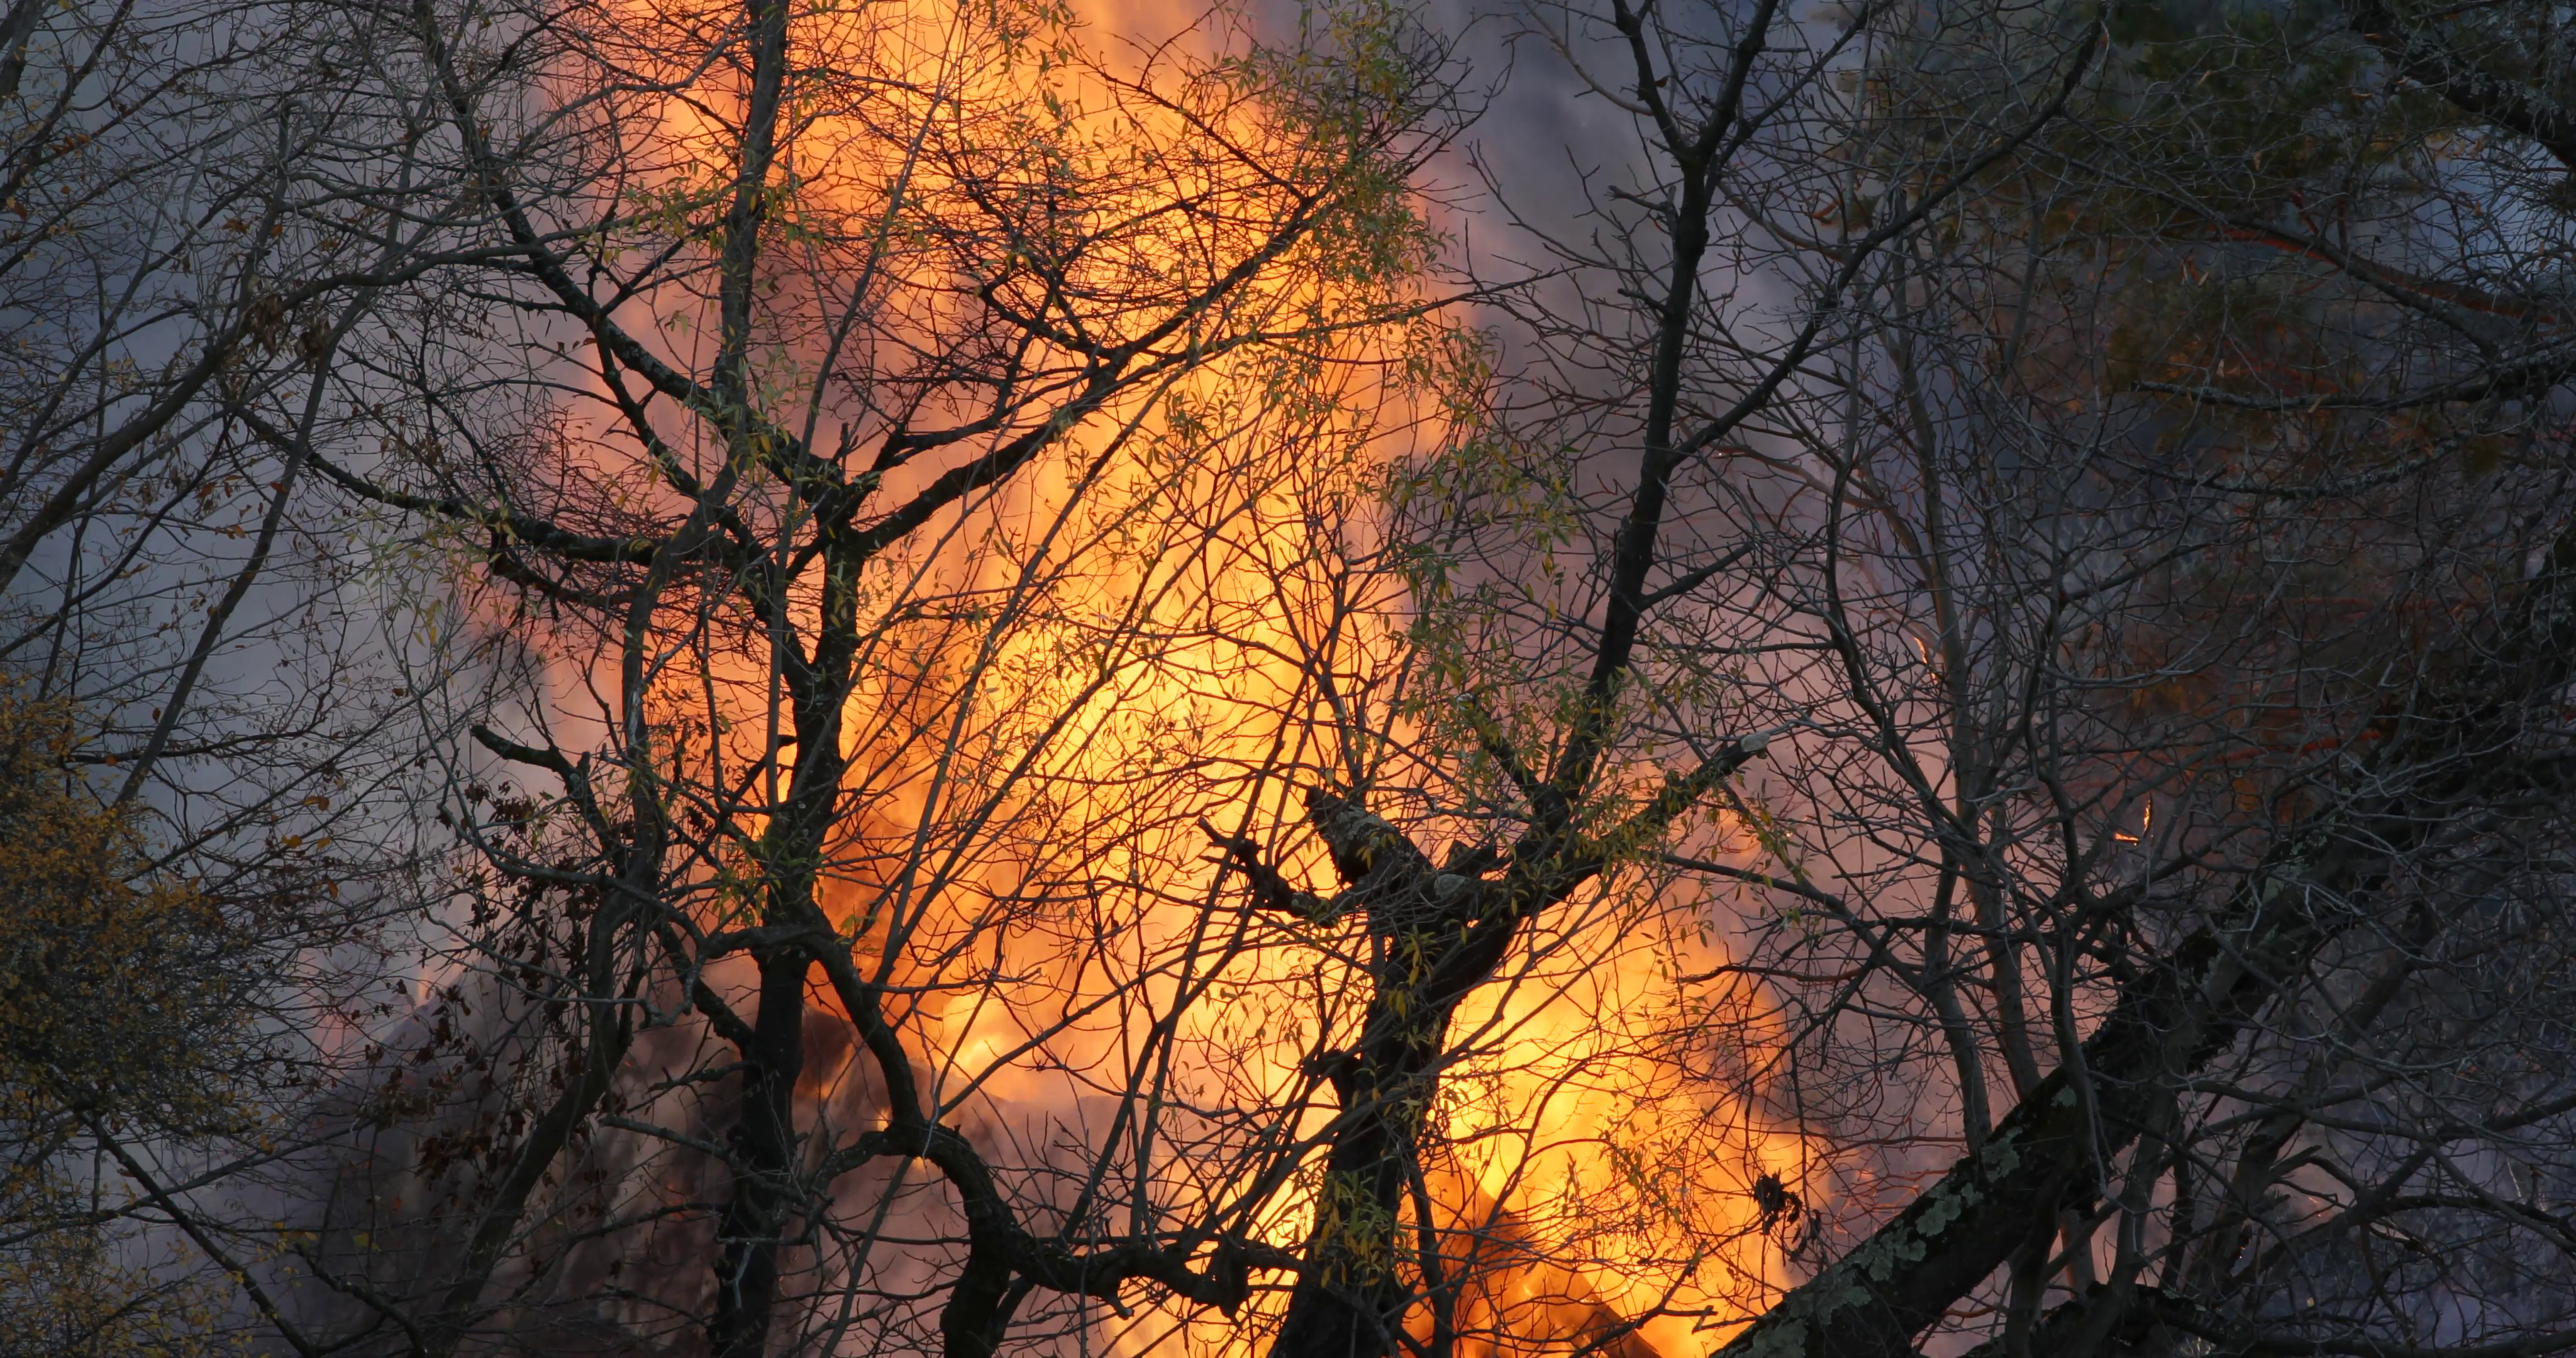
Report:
1348,1,2576,1357
8,0,2576,1355
1112,0,2576,1355
253,0,1472,1352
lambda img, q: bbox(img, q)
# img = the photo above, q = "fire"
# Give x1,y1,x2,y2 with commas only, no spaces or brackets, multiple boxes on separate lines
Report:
481,0,1815,1348
1416,865,1806,1358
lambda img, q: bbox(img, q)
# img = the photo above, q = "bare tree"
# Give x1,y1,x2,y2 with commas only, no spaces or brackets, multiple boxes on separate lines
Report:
255,0,1475,1352
1175,1,2576,1356
1431,3,2576,1357
1139,3,2108,1356
0,0,491,1345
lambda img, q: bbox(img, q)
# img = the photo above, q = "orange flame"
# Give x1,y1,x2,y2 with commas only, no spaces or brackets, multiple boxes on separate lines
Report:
491,0,1816,1349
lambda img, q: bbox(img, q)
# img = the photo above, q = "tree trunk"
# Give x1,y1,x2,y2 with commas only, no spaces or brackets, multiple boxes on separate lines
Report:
709,946,809,1358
